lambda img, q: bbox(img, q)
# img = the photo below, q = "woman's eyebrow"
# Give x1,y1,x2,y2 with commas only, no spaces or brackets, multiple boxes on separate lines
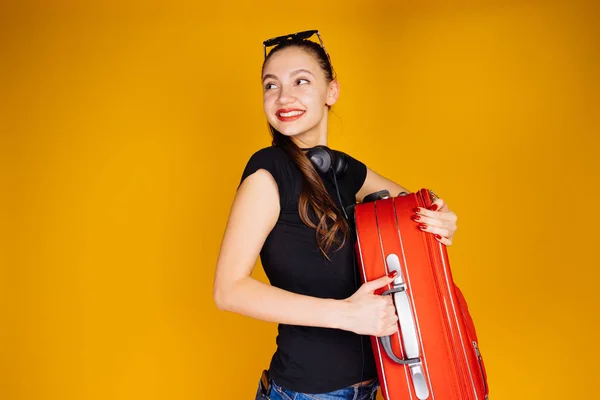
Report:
262,73,277,82
290,68,314,77
262,69,315,82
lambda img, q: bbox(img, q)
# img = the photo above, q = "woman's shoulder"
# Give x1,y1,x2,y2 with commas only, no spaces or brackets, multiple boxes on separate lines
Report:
239,145,295,208
242,146,294,177
247,145,290,163
240,145,295,181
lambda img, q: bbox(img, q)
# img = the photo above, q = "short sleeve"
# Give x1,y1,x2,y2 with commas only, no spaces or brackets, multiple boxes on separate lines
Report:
238,147,290,209
341,152,367,196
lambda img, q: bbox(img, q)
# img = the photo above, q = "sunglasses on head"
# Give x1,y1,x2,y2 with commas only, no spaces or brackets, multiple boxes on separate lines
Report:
262,29,332,66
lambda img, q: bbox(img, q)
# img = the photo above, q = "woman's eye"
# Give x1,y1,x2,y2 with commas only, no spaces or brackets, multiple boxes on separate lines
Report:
265,82,277,90
297,78,310,85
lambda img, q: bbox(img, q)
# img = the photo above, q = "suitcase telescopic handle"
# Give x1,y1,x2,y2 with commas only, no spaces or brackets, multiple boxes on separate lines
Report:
379,254,430,400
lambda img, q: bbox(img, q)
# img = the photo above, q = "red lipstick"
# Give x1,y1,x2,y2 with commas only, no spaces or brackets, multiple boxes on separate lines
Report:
276,108,306,122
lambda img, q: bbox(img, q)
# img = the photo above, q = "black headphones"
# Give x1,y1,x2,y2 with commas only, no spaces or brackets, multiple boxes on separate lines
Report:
306,145,348,179
305,145,349,220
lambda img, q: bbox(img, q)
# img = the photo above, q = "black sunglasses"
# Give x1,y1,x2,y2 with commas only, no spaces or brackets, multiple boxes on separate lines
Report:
262,29,332,66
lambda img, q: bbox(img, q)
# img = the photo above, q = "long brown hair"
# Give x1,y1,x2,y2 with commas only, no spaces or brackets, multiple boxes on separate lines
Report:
263,39,349,258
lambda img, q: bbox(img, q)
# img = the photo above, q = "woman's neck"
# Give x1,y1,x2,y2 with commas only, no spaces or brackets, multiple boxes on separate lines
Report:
290,128,328,149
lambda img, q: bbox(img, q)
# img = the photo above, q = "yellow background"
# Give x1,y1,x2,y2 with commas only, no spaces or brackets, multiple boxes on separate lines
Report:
1,0,599,399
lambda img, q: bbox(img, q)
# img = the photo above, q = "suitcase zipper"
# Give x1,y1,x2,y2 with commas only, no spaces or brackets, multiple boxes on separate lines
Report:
417,190,470,399
455,284,489,399
472,341,488,397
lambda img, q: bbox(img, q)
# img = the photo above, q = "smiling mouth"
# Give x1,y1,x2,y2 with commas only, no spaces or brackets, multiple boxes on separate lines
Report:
277,110,306,122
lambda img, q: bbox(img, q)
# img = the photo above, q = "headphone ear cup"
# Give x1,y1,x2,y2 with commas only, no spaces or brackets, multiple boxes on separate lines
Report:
307,146,332,174
333,151,348,179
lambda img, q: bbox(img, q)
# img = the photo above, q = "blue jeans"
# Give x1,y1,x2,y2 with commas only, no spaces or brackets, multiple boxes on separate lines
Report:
255,377,380,400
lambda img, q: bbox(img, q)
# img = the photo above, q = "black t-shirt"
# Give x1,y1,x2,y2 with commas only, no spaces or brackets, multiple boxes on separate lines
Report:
238,145,377,394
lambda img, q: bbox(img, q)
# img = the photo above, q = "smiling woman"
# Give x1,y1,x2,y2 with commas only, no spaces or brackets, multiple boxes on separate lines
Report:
212,30,459,400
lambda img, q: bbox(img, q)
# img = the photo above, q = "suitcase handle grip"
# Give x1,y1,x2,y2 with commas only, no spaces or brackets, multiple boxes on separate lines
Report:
383,254,422,361
379,332,430,399
379,287,421,365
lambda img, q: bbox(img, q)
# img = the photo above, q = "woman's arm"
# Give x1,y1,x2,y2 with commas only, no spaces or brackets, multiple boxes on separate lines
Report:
356,167,411,203
213,169,398,336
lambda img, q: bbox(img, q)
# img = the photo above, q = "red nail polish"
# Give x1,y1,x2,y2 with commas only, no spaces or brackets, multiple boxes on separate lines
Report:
435,234,442,240
428,204,439,211
388,270,398,278
412,215,421,221
419,224,427,230
413,207,421,214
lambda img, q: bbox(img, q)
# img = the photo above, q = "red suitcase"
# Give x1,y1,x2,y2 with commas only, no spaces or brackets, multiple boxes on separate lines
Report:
353,189,489,400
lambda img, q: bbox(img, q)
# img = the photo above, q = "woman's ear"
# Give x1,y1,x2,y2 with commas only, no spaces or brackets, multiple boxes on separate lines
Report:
326,79,340,106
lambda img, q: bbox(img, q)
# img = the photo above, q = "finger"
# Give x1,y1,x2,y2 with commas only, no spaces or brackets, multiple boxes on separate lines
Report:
384,297,394,308
419,224,451,239
412,214,446,229
429,198,444,212
434,234,453,246
361,271,397,294
387,305,397,318
414,203,457,222
384,324,399,336
375,325,396,338
415,221,457,246
388,316,399,330
418,197,444,213
414,208,457,223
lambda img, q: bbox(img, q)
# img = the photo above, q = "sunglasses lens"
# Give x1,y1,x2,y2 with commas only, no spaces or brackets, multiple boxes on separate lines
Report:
264,30,317,47
263,37,282,47
295,30,316,40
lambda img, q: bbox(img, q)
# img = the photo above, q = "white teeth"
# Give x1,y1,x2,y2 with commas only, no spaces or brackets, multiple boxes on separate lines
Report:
279,110,304,117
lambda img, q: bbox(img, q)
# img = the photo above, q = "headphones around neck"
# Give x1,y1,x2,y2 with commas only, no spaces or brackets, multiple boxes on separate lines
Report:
306,145,348,179
305,145,349,221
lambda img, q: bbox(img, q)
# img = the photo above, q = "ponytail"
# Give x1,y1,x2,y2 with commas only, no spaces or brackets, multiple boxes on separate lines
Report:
270,127,349,258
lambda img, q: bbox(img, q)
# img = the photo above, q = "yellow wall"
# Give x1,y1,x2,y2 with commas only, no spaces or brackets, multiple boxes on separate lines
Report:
1,1,598,399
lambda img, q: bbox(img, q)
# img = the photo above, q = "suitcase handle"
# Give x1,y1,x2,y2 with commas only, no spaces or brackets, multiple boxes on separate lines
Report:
379,333,428,398
378,286,421,366
380,254,430,400
378,301,420,365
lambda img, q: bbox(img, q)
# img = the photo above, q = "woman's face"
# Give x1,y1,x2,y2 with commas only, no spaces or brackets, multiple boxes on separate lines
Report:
262,46,339,144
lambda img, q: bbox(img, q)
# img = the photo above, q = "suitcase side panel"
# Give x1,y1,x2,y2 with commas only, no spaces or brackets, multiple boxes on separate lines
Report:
428,239,489,399
416,189,488,399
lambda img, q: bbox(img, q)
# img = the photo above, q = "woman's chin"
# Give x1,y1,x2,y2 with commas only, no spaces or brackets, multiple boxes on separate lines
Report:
274,125,305,137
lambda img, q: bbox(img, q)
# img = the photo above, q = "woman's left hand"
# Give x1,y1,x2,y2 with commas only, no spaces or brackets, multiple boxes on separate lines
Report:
412,198,458,246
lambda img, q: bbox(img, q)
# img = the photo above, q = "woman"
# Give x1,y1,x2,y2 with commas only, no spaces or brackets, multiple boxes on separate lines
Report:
213,31,458,400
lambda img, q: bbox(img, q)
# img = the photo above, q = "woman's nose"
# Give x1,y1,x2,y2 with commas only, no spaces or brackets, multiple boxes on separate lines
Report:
277,86,295,104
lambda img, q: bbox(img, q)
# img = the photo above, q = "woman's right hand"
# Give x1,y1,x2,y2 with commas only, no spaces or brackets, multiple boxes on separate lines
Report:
342,271,399,337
